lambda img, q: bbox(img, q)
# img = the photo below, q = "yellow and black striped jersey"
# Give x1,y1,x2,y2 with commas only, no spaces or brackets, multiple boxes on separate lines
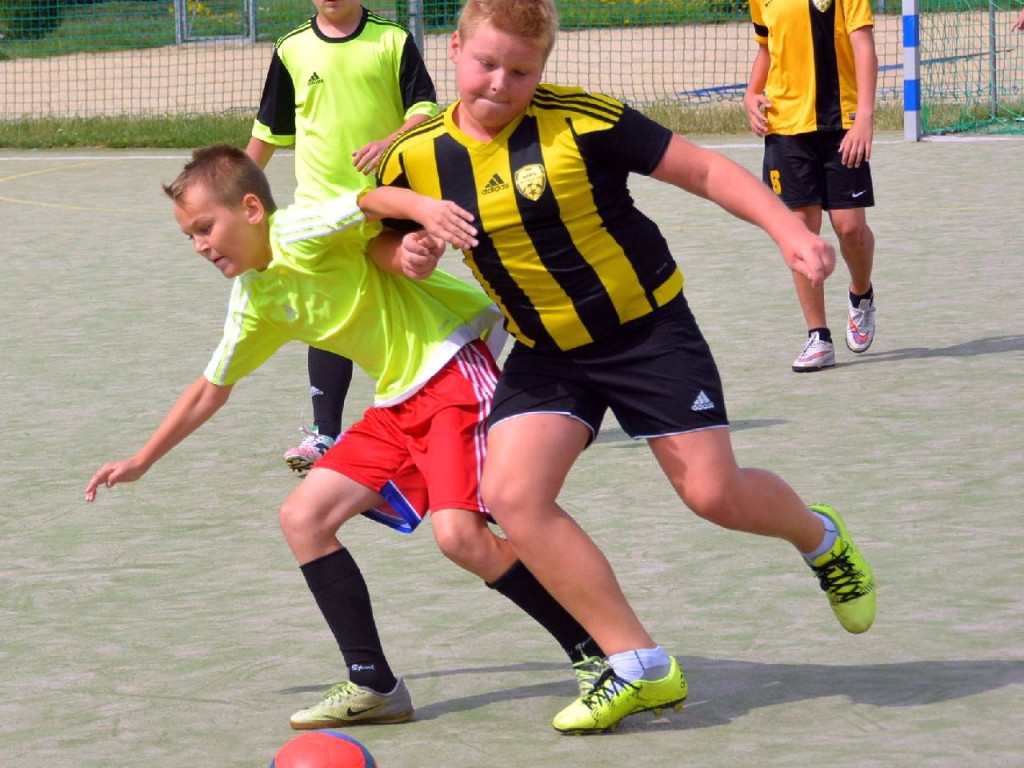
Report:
750,0,873,134
377,84,681,352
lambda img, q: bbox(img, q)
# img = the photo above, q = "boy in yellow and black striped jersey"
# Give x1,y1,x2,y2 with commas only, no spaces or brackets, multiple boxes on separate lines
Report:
366,0,877,736
247,0,440,472
744,0,880,372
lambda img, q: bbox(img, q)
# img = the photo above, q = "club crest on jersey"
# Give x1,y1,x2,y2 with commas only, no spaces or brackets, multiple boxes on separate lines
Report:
514,164,547,201
812,0,833,12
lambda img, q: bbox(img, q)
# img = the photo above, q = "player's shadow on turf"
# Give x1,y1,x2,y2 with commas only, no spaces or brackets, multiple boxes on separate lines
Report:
332,657,1024,728
838,334,1024,367
594,419,786,445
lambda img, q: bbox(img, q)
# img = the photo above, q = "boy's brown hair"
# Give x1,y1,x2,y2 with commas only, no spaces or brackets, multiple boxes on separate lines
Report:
457,0,559,58
163,144,277,213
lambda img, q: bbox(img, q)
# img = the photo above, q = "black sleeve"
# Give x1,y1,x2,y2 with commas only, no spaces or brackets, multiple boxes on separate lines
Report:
254,49,296,135
398,35,438,111
577,106,674,176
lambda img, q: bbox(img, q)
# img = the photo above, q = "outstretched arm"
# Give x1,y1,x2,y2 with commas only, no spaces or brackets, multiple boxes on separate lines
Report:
85,376,233,501
650,134,836,287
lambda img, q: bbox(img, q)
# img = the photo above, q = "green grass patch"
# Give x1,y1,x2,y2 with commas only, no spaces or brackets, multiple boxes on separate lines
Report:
0,113,254,148
0,103,909,149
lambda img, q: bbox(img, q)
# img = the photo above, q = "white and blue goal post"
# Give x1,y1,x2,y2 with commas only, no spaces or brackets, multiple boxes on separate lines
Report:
903,0,922,141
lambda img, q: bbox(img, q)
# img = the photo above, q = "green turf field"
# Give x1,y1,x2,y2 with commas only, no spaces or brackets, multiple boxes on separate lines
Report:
2,136,1022,768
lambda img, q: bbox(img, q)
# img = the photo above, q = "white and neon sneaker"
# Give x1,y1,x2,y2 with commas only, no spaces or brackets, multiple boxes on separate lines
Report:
846,295,876,353
289,678,414,729
283,428,335,474
792,331,836,372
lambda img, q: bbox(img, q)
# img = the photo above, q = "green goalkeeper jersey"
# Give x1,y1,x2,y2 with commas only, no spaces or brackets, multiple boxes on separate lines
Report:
251,8,438,204
203,195,502,406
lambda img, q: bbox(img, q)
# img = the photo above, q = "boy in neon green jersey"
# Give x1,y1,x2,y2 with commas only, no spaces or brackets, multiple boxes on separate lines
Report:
247,0,440,472
85,145,605,729
368,0,876,735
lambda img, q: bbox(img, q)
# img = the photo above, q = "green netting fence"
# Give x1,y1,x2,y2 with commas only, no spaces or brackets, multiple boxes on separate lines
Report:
918,0,1024,134
0,0,1021,135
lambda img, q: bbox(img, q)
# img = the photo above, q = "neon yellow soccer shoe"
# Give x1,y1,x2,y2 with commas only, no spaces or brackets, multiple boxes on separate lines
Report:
808,503,877,634
553,656,688,734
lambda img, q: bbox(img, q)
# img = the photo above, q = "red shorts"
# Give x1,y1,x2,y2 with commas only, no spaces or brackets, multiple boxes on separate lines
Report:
316,340,498,531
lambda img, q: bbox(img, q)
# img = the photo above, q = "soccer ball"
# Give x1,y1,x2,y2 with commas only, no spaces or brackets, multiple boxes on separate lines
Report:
269,730,378,768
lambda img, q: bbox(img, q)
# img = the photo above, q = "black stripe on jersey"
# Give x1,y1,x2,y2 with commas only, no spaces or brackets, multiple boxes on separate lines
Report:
434,133,555,349
532,88,620,125
753,21,769,37
572,113,676,310
378,114,443,175
274,18,311,48
508,116,620,343
365,9,406,32
809,0,842,129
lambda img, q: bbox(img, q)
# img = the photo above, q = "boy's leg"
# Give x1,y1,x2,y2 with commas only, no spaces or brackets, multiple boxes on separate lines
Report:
648,427,875,633
482,413,654,657
431,509,604,682
279,467,413,728
763,134,835,371
410,343,607,685
790,205,837,372
483,414,688,733
308,347,353,439
824,134,877,354
829,207,877,353
283,348,354,473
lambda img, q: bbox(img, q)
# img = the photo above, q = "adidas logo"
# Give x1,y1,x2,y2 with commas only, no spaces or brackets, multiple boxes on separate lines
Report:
309,385,324,397
691,390,715,412
307,71,324,87
481,172,509,195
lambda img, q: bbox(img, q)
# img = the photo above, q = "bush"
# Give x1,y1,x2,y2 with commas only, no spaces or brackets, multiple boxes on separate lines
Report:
0,0,69,40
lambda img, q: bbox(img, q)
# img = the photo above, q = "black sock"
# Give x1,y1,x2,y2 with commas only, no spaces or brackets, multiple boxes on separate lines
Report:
300,548,397,692
307,347,353,438
849,285,874,306
487,560,604,664
809,327,832,343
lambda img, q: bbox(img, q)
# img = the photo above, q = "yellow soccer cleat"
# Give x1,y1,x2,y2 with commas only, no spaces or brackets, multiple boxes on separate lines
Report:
808,503,877,634
572,653,612,696
553,656,688,735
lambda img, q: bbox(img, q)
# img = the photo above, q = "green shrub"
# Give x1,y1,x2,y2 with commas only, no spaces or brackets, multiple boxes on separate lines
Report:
0,0,69,40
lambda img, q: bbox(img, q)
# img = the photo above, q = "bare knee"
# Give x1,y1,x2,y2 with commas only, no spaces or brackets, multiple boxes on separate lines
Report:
832,217,873,248
479,471,521,523
684,483,747,531
279,497,334,547
432,511,512,580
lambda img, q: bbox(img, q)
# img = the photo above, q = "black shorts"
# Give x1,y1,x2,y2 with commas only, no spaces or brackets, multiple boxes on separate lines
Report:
488,293,729,441
763,131,874,211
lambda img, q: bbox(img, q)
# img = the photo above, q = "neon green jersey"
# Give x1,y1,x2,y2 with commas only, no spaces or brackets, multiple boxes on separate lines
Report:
203,195,502,406
252,9,439,203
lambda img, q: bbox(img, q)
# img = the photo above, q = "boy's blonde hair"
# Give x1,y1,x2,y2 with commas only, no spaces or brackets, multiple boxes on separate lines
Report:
457,0,559,58
163,144,277,214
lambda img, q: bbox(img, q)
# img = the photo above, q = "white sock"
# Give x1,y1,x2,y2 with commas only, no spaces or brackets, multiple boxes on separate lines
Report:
608,646,671,683
803,509,839,563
